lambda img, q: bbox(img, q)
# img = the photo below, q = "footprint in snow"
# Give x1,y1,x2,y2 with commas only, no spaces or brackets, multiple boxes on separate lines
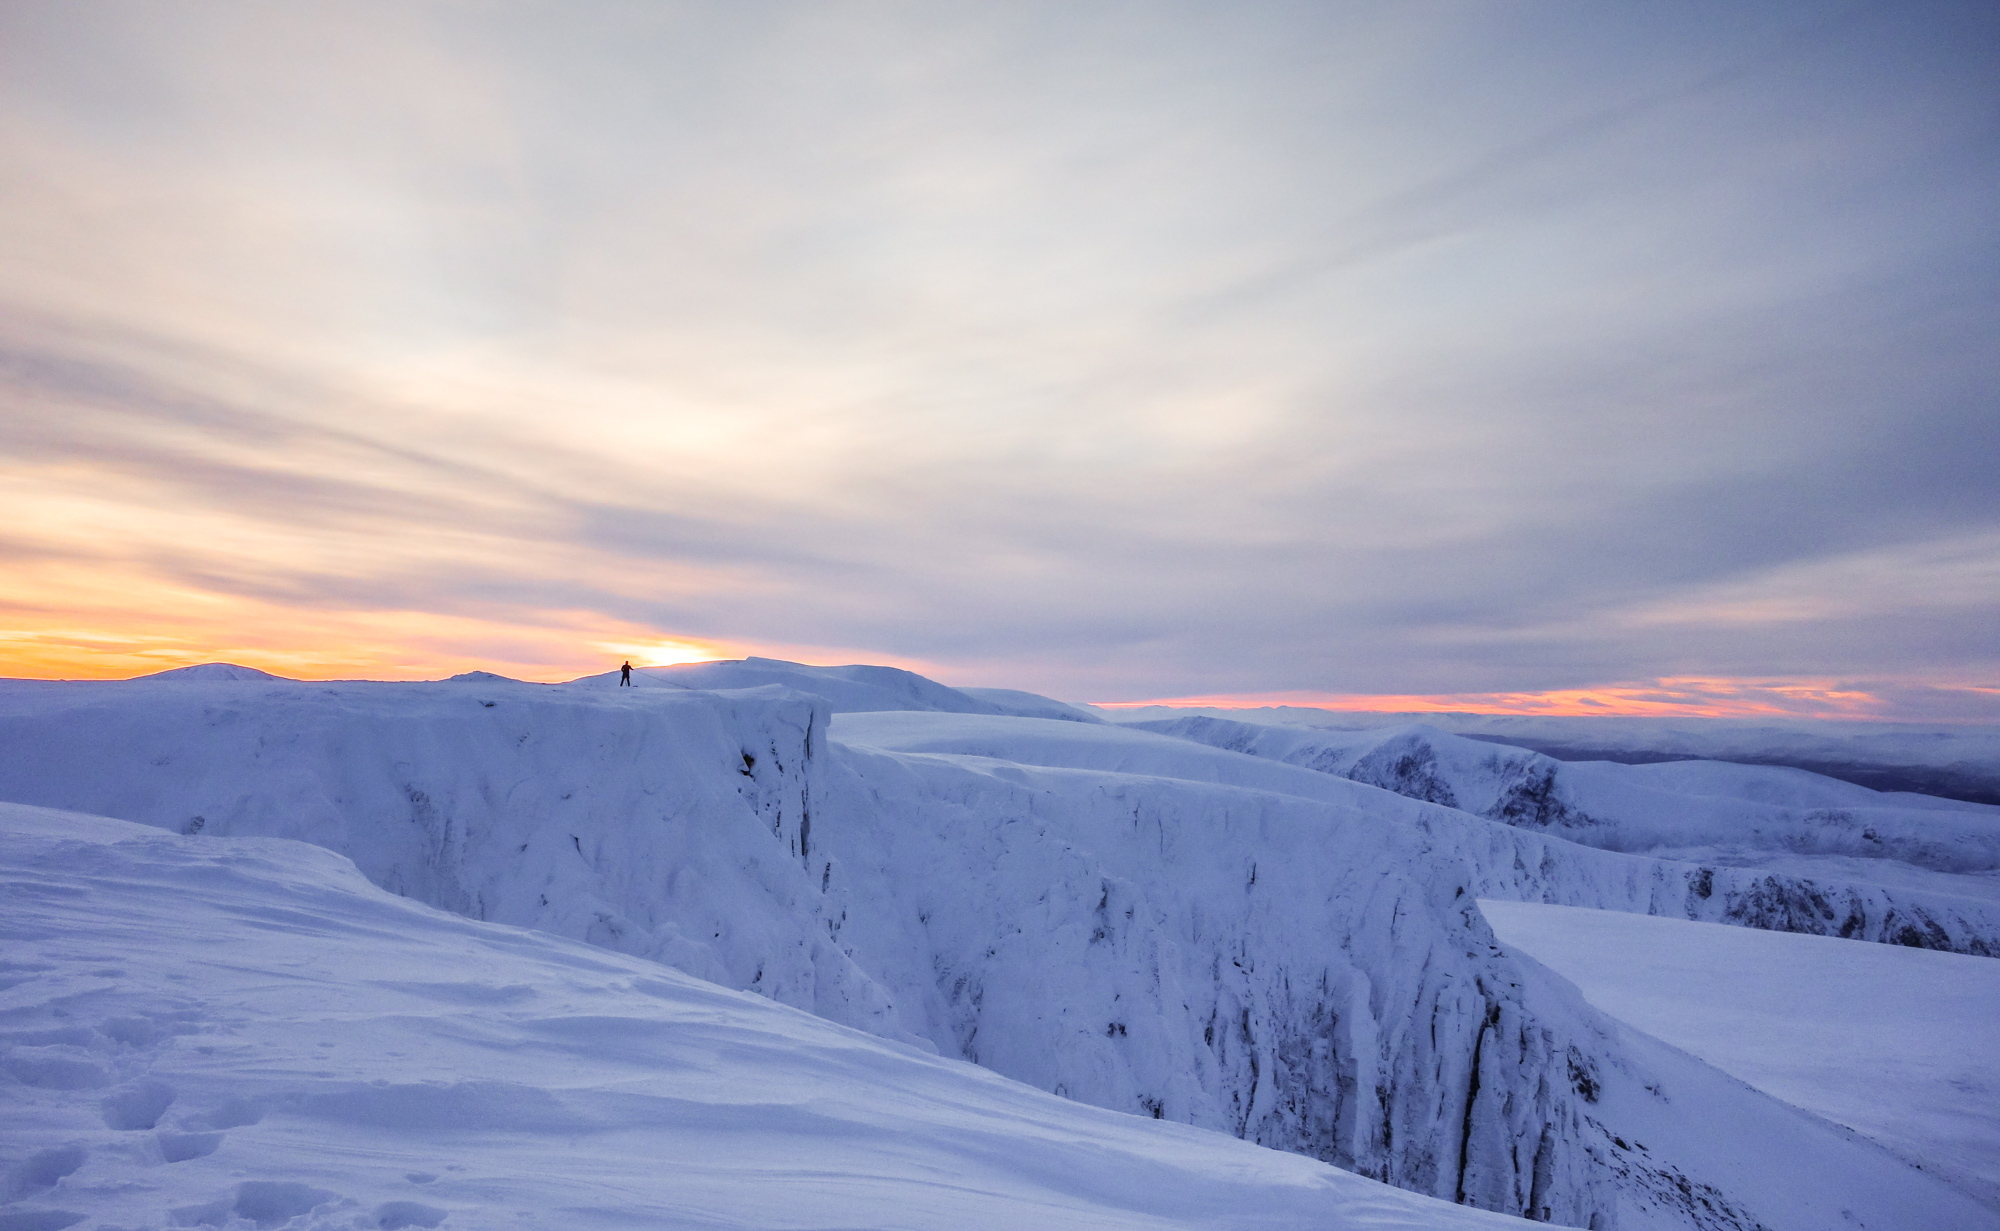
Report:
171,1180,343,1229
156,1130,224,1162
184,1094,263,1130
375,1201,448,1229
98,1079,175,1130
4,1144,87,1200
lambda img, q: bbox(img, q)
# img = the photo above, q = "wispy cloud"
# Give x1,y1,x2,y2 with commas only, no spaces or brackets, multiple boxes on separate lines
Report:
1,2,1995,708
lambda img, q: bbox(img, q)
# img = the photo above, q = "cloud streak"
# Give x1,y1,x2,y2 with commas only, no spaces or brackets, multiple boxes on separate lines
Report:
1,2,1995,711
1098,679,2000,725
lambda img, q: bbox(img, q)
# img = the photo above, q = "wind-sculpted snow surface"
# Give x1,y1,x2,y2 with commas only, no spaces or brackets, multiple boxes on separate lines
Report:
1134,715,2000,955
4,676,1994,1229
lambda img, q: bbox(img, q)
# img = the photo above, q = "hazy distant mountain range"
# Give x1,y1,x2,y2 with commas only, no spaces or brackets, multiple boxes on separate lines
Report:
1101,703,2000,807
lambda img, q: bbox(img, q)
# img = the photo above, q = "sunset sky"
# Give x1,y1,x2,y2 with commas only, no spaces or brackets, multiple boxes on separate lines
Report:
3,2,1996,719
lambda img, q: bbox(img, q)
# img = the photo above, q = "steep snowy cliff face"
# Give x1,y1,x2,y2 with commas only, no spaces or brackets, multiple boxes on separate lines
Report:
816,737,1609,1223
824,713,2000,1230
0,677,910,1041
1135,716,2000,955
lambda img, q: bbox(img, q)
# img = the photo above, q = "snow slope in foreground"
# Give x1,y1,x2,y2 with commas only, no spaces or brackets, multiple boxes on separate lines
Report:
0,803,1527,1231
1480,900,2000,1212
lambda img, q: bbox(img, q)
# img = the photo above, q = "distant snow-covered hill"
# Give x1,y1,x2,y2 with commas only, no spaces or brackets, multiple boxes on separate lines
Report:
136,661,289,681
1131,715,2000,954
957,685,1107,722
1103,706,2000,806
581,655,1092,720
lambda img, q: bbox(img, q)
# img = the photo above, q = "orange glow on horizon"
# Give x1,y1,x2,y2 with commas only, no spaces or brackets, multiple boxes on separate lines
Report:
0,589,748,684
0,568,956,685
1090,678,1992,722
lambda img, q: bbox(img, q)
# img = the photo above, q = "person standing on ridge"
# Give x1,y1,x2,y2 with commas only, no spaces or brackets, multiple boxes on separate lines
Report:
620,661,633,686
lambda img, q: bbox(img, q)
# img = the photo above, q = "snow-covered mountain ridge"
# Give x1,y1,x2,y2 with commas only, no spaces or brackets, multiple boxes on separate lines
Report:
1102,706,2000,806
587,655,1104,721
0,673,909,1040
4,664,1994,1228
1131,715,2000,955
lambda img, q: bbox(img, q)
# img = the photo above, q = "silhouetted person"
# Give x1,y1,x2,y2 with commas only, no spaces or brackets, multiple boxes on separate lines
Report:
620,661,633,687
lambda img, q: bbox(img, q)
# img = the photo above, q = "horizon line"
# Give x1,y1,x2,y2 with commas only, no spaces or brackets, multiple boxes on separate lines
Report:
1086,679,2000,724
6,656,1997,725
